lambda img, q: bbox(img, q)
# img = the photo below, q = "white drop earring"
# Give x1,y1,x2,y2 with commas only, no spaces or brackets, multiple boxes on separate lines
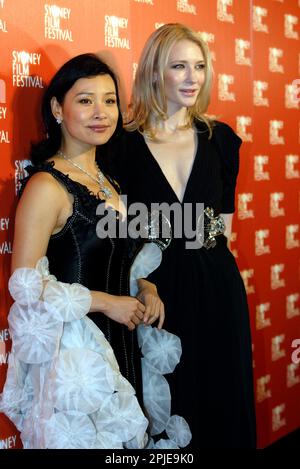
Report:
56,116,63,125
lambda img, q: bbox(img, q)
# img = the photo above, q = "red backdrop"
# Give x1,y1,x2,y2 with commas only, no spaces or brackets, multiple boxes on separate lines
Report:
0,0,299,450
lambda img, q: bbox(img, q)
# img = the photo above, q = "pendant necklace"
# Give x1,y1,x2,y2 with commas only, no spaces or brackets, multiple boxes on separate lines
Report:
57,150,112,199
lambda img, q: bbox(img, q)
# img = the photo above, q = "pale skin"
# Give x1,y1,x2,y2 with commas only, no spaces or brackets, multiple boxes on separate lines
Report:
12,74,165,331
144,39,233,242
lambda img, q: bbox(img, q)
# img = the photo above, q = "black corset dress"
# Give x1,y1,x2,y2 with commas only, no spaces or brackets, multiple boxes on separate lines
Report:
23,162,143,400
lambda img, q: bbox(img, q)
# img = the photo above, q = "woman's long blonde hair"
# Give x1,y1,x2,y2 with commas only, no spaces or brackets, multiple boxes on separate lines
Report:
126,23,214,138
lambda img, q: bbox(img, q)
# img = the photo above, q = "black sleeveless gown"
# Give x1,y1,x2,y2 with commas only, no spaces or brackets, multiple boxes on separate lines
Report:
105,121,257,449
23,162,143,401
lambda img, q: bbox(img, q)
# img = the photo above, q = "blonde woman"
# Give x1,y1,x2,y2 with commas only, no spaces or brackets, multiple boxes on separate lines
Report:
110,24,256,449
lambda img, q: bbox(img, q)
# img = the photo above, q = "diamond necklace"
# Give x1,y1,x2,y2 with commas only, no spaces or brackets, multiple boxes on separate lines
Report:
57,150,112,199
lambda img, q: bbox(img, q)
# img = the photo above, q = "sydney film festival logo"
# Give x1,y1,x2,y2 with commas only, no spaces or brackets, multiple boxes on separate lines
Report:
237,116,253,142
0,0,7,33
238,193,254,219
0,216,11,255
257,375,271,402
255,229,270,256
287,293,299,319
0,78,9,144
285,80,300,108
286,154,299,179
104,15,130,49
235,39,251,66
12,51,43,88
253,6,268,32
200,32,216,61
284,14,299,39
270,192,285,217
287,364,300,388
177,0,197,15
292,79,300,104
15,159,31,196
241,269,255,294
269,48,284,73
0,328,10,364
134,0,154,4
271,264,285,290
272,404,286,432
269,120,284,145
217,0,234,23
253,81,269,107
44,3,73,41
218,74,235,101
256,303,271,330
254,155,270,181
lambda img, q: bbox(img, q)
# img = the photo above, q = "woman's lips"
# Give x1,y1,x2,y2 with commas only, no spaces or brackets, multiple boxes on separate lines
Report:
88,125,110,133
180,89,198,96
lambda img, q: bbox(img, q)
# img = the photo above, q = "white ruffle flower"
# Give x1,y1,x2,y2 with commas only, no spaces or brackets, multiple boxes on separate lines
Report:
166,415,192,447
124,432,149,450
8,301,63,363
130,243,162,296
1,254,191,449
84,317,120,372
52,348,115,413
60,319,106,355
137,324,153,349
154,438,179,449
114,374,135,395
8,267,43,305
142,359,171,435
35,257,56,282
140,327,182,374
144,437,155,449
0,353,26,430
94,431,123,449
44,280,92,322
44,411,96,449
94,392,148,446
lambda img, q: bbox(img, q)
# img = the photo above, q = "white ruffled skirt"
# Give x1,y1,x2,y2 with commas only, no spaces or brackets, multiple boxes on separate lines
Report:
0,244,191,449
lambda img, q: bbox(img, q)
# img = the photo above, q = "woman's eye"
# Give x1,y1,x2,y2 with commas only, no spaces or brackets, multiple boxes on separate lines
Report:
79,98,92,104
171,64,184,69
106,98,117,104
196,64,205,70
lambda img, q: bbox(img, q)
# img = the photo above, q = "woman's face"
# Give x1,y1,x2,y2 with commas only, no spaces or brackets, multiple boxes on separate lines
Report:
163,39,206,115
56,74,119,150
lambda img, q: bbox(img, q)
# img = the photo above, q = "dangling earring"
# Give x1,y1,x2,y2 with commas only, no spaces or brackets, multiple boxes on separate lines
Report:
56,116,63,125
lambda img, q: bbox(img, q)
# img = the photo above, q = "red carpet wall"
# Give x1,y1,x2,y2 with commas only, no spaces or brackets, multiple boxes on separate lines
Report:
0,0,299,450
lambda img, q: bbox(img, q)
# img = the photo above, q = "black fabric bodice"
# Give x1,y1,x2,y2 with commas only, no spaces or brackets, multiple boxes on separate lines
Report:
105,120,241,214
22,162,143,395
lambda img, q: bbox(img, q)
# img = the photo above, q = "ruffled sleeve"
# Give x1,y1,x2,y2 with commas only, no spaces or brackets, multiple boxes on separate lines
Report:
212,121,242,213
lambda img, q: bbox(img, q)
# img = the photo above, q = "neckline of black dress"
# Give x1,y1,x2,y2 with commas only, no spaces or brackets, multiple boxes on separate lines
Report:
138,129,201,205
35,160,119,203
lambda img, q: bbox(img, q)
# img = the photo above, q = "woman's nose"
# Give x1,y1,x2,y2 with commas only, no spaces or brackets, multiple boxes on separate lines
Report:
186,66,197,82
93,102,106,119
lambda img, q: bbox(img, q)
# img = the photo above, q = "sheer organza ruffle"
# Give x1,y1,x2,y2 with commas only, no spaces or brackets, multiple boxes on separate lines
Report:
0,245,191,449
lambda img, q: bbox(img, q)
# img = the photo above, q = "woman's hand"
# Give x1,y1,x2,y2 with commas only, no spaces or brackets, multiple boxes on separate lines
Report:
101,294,146,331
136,279,165,329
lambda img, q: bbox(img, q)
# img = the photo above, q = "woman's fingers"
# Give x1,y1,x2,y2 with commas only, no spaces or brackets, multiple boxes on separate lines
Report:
131,314,142,326
143,303,152,323
157,303,165,330
127,320,136,331
137,301,146,314
135,308,145,320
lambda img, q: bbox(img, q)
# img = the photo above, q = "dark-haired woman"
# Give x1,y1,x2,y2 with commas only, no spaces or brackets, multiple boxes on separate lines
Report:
0,53,177,449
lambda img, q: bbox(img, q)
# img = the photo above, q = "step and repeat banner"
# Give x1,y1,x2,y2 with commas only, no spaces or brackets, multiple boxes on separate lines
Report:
0,0,299,450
